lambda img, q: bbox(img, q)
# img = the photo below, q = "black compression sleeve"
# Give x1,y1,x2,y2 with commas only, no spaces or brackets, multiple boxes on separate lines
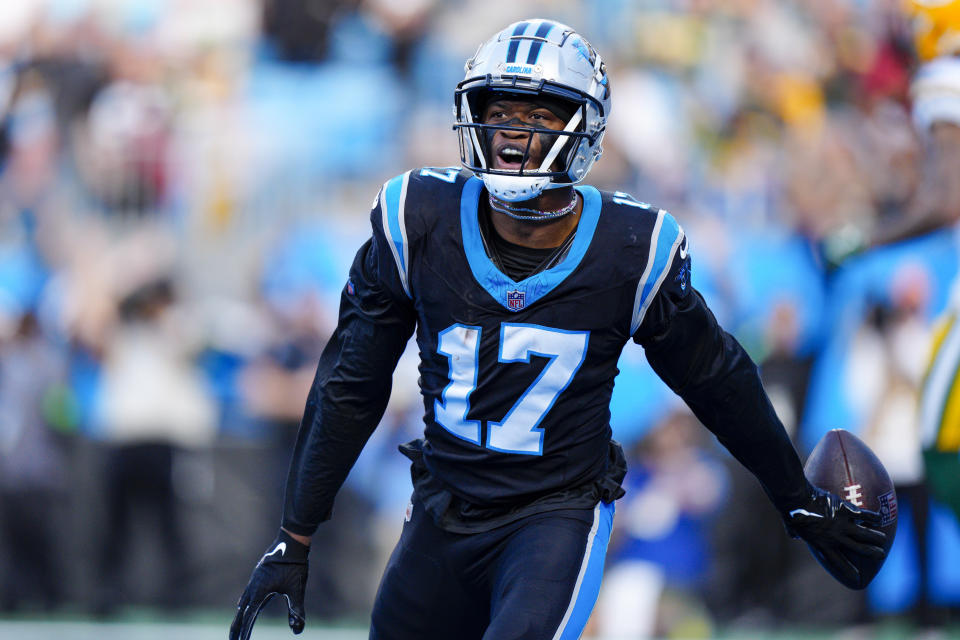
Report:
640,289,810,512
281,237,416,536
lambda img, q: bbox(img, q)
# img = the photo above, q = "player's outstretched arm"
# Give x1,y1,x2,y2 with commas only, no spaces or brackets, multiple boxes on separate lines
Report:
639,283,887,587
230,530,310,640
640,288,810,511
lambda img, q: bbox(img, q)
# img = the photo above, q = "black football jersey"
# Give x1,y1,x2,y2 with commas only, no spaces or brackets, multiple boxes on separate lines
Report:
280,167,807,537
369,167,688,507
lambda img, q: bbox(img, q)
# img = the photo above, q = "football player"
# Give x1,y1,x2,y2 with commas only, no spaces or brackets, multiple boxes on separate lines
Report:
230,20,886,640
878,0,960,522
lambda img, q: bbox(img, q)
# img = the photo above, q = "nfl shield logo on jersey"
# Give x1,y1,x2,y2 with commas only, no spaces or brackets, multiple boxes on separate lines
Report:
507,289,525,311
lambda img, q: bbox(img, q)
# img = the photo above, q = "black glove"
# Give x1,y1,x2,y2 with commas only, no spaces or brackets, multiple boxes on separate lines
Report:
229,529,310,640
782,485,887,589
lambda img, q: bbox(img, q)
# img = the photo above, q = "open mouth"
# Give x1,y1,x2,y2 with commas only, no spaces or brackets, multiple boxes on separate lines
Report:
494,145,529,171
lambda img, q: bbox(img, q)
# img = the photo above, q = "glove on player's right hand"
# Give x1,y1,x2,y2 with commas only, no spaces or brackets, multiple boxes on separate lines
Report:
229,530,309,640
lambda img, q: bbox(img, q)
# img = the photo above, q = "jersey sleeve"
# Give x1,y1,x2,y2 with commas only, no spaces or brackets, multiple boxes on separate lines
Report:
281,186,417,536
635,230,809,513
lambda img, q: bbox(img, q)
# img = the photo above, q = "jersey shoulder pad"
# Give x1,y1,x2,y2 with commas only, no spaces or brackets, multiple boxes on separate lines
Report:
596,189,681,249
411,166,472,188
370,167,469,297
601,189,661,215
599,191,688,336
373,167,470,231
598,189,665,234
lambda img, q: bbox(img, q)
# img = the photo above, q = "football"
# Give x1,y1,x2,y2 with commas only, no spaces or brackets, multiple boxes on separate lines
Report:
803,428,898,588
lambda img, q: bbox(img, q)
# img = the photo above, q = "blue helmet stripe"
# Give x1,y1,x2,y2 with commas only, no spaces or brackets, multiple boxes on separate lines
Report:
505,21,530,63
525,21,554,65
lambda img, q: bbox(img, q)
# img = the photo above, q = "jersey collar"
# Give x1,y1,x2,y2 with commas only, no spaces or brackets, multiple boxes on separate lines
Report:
460,176,601,312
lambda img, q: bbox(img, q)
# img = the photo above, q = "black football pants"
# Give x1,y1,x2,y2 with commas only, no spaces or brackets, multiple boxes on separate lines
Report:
369,498,614,640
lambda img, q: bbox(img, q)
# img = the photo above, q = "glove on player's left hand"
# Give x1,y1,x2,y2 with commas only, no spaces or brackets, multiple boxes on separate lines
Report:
229,529,309,640
783,485,886,588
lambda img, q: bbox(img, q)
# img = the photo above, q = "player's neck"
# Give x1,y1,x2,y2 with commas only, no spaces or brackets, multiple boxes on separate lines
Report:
487,187,582,249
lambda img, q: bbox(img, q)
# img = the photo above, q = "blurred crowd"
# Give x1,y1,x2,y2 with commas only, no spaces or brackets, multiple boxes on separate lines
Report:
1,0,959,636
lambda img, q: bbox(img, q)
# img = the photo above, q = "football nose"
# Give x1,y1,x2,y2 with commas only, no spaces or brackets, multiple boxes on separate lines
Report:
498,126,531,141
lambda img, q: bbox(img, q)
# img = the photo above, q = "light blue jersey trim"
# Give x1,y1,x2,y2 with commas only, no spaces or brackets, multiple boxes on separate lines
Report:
460,177,602,311
552,501,615,640
381,171,412,297
630,210,684,335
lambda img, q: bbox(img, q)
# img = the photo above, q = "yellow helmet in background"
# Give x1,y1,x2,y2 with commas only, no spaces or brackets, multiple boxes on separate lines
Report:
906,0,960,61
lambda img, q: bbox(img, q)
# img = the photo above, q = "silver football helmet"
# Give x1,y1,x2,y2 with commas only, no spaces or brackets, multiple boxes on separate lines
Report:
454,19,611,202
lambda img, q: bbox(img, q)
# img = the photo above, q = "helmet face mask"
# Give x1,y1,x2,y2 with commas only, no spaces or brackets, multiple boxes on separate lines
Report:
453,20,611,202
457,102,593,175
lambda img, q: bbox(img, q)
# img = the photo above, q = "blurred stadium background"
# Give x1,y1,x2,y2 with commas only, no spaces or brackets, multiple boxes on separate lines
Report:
1,0,959,638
